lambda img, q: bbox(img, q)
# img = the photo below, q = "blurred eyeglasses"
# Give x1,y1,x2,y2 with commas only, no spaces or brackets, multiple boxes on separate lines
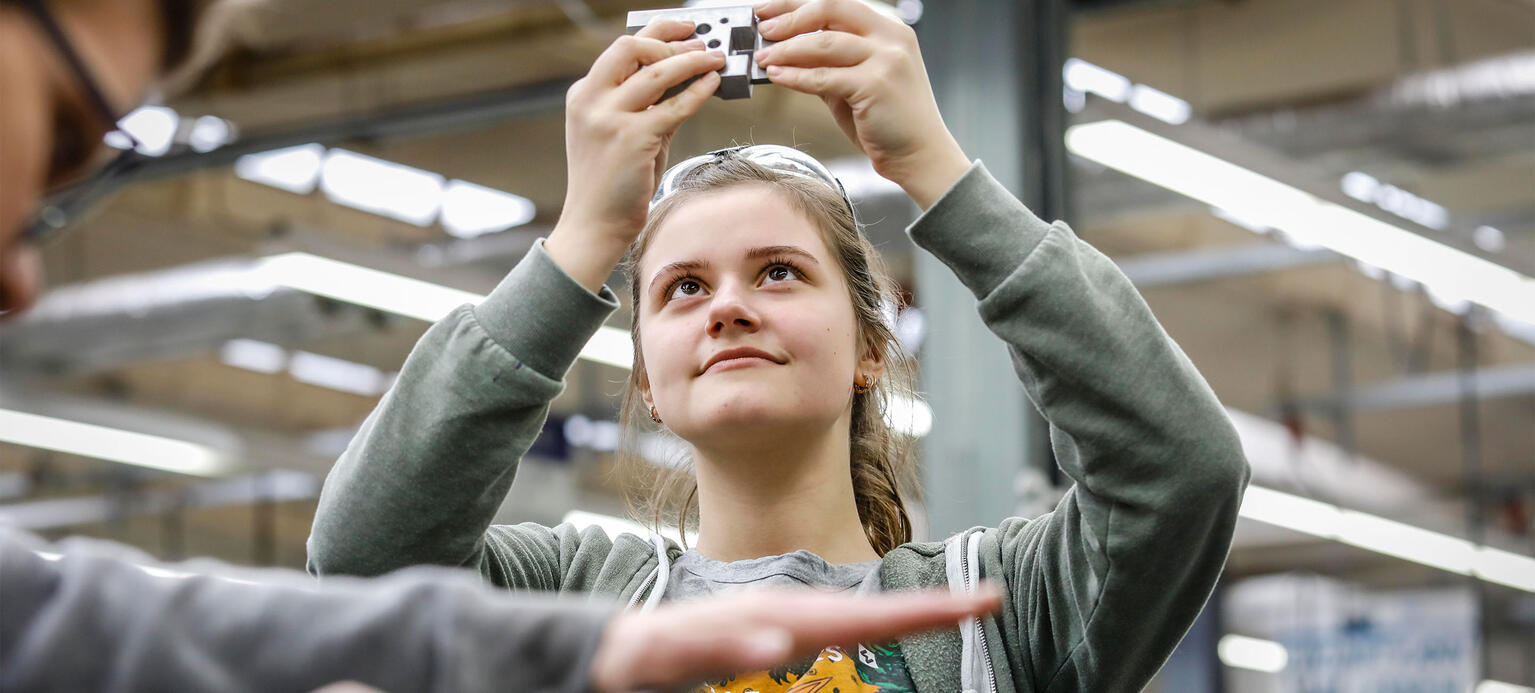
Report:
653,144,855,220
9,0,145,244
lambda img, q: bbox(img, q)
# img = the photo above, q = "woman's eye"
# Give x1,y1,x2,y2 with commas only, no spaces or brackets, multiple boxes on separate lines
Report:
668,279,703,300
764,265,798,283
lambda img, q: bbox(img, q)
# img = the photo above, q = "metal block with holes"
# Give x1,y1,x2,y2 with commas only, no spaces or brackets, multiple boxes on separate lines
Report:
626,5,774,100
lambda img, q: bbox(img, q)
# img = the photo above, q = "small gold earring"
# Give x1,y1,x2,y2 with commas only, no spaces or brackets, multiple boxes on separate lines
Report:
650,406,663,424
853,373,871,394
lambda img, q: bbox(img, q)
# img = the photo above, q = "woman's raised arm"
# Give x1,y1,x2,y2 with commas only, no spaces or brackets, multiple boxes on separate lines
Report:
306,20,723,585
758,1,1249,688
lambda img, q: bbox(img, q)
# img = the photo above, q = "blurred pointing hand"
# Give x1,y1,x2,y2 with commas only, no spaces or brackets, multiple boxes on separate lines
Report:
590,583,1003,693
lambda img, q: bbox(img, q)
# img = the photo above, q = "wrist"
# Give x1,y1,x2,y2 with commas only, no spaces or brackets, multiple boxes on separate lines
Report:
891,140,971,211
544,220,633,294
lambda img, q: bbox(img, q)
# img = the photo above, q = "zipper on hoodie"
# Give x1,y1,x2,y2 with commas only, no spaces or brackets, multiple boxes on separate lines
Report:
960,531,999,693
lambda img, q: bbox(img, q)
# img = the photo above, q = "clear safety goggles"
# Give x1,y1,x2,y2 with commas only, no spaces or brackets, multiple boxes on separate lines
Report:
651,144,855,219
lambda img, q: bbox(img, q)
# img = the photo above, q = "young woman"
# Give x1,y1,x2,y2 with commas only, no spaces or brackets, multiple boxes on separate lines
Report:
308,1,1250,691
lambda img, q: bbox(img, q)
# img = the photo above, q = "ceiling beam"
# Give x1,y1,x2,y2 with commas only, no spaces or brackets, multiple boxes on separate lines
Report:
1293,363,1535,413
1115,242,1339,288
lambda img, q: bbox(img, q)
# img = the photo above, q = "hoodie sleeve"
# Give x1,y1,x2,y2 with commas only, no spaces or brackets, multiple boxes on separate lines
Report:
907,162,1250,692
306,239,621,589
1,530,611,693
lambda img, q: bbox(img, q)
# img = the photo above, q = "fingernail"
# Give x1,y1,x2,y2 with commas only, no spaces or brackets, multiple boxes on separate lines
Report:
755,46,773,63
759,17,780,32
685,38,706,49
766,65,783,78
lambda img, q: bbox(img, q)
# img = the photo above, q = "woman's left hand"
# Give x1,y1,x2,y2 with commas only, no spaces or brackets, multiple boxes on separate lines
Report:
753,0,971,208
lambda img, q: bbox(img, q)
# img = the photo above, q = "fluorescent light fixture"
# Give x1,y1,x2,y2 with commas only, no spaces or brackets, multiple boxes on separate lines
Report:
1477,681,1535,693
1064,58,1132,103
254,252,637,375
239,147,537,237
1128,83,1191,124
1475,546,1535,592
440,179,536,238
235,143,325,195
187,115,236,153
220,338,288,374
0,408,229,477
1211,206,1273,234
581,325,636,369
288,351,391,396
117,106,179,156
1217,634,1288,673
320,149,444,227
563,415,622,452
1473,225,1506,253
1063,86,1087,114
1238,485,1344,540
221,338,393,396
1066,120,1535,327
1335,510,1476,575
1240,484,1535,592
255,252,480,322
1340,171,1449,230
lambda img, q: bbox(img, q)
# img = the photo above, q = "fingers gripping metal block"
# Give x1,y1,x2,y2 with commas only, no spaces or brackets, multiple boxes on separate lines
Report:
626,5,775,100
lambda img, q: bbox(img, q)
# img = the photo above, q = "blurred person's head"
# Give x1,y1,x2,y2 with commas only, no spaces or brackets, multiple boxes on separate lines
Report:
0,0,196,315
621,152,918,556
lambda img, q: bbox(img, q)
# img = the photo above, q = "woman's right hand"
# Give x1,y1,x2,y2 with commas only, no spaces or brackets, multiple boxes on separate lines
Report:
545,20,726,292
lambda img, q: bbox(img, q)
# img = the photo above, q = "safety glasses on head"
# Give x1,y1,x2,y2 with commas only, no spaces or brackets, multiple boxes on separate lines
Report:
651,144,855,220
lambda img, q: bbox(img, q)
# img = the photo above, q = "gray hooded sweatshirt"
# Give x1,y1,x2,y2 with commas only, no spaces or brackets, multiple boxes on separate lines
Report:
308,160,1251,693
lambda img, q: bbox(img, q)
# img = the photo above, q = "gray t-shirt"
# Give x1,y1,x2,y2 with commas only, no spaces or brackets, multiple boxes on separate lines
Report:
664,549,883,602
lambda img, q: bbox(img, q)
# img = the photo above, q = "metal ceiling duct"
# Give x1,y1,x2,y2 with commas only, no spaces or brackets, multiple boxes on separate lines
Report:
1214,51,1535,159
0,260,383,380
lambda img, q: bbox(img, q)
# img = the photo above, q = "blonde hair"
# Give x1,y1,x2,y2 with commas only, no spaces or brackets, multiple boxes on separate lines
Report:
618,154,920,556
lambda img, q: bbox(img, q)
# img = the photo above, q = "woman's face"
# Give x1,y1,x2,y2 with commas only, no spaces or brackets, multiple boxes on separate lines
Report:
636,184,869,448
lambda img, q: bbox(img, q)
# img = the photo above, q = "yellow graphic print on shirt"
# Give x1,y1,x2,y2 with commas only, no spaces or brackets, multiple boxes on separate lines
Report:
699,642,916,693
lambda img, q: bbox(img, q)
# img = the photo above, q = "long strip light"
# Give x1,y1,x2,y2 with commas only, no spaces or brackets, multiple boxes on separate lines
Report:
252,252,633,369
1239,485,1535,592
1217,634,1288,673
235,146,536,238
0,409,230,477
1477,681,1535,693
1065,120,1535,327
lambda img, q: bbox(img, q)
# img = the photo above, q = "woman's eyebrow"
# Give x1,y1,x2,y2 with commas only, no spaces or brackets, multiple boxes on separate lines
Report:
648,259,709,294
744,245,821,265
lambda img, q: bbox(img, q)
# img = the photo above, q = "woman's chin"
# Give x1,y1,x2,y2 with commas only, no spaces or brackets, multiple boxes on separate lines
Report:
678,394,833,441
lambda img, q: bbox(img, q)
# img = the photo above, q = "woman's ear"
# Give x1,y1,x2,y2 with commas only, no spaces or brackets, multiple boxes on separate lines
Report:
637,368,654,410
858,336,887,385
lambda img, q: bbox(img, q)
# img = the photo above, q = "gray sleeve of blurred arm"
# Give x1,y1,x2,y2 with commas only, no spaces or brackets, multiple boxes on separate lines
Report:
0,530,612,693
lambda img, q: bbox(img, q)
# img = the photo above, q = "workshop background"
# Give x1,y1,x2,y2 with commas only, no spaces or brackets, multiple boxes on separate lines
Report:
1,0,1531,690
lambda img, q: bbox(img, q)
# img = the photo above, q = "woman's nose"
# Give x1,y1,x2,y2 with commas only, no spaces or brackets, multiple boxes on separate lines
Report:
705,285,760,337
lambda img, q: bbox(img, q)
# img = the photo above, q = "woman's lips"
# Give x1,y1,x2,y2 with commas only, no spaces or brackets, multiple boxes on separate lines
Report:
702,356,779,375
